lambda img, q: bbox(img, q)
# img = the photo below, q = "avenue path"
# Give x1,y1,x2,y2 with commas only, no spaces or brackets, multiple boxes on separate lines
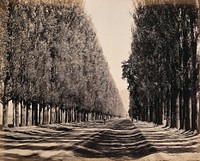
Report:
0,119,199,161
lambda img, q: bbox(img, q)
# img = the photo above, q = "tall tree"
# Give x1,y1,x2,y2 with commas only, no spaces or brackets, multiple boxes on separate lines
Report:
122,0,199,131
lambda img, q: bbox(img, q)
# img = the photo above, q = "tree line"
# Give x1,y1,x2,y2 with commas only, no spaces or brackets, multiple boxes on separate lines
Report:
0,0,125,128
122,0,200,132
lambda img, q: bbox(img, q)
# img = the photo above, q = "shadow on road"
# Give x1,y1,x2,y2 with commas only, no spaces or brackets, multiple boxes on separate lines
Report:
133,121,199,155
73,119,157,158
1,119,199,160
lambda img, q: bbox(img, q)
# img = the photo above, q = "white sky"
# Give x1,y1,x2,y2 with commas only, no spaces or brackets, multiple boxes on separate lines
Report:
84,0,133,92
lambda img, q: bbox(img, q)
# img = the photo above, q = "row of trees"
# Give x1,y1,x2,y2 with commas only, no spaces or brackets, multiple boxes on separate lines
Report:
0,0,125,128
122,0,200,132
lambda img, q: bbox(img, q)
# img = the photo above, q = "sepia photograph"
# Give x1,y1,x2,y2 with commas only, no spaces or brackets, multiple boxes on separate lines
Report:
0,0,200,160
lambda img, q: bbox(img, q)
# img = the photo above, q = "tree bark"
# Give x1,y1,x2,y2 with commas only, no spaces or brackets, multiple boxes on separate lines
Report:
68,109,71,123
21,100,26,126
72,108,75,122
65,109,67,123
191,20,197,131
74,109,77,122
54,106,56,123
12,101,15,127
26,103,32,126
2,100,9,128
182,9,191,131
32,101,38,126
170,85,178,128
92,112,95,121
39,104,43,125
47,106,50,124
14,101,19,127
165,93,170,127
77,110,80,122
65,109,68,123
198,94,200,133
179,89,184,129
149,101,153,123
58,107,61,123
88,112,92,121
85,112,87,122
61,109,65,123
43,105,48,125
49,106,52,124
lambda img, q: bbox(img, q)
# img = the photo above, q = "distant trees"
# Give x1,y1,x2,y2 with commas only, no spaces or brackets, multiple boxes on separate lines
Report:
122,1,199,132
0,0,125,128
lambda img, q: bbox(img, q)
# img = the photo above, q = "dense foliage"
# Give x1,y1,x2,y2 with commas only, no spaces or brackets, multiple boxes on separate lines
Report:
122,1,199,131
0,0,125,128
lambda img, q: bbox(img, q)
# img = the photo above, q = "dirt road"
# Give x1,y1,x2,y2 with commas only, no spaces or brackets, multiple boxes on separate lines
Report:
0,119,199,161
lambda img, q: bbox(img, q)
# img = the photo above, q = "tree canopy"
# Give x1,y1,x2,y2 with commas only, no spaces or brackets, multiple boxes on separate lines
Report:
0,0,125,127
122,1,199,131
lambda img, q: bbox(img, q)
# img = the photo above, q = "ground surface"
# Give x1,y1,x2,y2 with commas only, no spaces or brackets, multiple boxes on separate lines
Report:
0,118,199,161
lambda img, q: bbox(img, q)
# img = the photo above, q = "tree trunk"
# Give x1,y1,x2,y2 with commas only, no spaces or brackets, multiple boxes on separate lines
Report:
14,101,19,127
53,106,56,123
159,101,163,125
50,106,54,124
92,112,95,121
154,97,158,124
179,89,184,129
72,108,75,122
100,113,103,120
70,108,73,122
58,108,60,123
74,109,77,122
165,94,170,127
88,112,92,121
47,106,50,124
43,105,48,125
191,89,197,131
191,24,197,131
68,109,71,122
76,110,80,122
95,113,99,120
149,101,153,122
32,102,38,126
170,85,178,128
170,95,175,128
198,94,200,133
184,88,190,131
80,111,83,122
61,109,65,123
83,111,86,121
144,101,148,122
12,101,15,127
182,10,191,131
158,91,163,125
54,106,57,123
147,101,150,122
21,100,26,126
2,100,9,128
85,112,88,121
65,109,68,123
26,103,32,126
55,106,58,123
39,104,43,125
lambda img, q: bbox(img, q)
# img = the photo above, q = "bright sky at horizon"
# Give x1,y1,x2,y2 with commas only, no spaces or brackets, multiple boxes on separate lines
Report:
84,0,133,92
